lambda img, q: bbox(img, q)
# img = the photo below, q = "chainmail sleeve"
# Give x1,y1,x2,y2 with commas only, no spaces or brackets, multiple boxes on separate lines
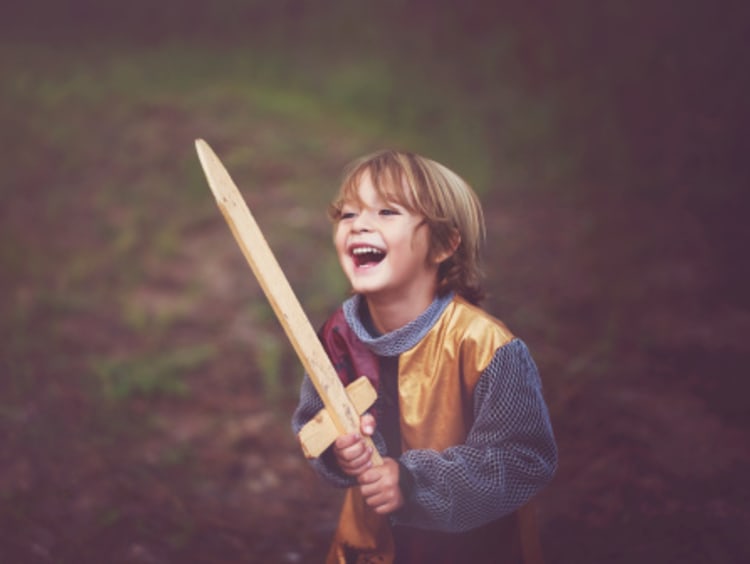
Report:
392,338,557,532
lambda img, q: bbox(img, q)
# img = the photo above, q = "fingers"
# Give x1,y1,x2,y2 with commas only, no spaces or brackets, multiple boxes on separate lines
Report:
334,432,361,451
334,433,373,477
357,458,404,515
360,413,376,437
332,414,379,477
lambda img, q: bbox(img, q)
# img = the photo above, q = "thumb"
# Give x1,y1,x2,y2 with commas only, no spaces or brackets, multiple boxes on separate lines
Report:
361,414,376,436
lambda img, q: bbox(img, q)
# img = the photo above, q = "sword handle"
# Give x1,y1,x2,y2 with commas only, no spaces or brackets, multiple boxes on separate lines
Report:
365,436,384,466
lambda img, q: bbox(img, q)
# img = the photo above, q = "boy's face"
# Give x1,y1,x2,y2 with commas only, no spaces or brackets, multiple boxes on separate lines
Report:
334,171,439,304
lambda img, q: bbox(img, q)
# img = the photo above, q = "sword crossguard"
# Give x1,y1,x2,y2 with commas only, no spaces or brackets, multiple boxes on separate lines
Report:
298,376,379,459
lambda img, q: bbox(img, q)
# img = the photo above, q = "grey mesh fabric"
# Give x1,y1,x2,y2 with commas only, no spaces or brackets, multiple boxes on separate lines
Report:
342,291,455,356
291,292,557,532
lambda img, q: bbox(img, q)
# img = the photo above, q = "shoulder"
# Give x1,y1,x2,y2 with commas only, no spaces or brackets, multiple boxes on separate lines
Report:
317,304,355,363
430,296,518,377
318,305,347,339
443,296,515,349
317,303,380,386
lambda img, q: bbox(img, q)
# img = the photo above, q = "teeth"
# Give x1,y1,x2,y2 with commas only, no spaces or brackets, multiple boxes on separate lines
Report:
352,246,384,255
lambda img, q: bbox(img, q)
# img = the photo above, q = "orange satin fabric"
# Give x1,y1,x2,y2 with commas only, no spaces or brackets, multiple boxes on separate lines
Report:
398,297,514,452
326,297,514,564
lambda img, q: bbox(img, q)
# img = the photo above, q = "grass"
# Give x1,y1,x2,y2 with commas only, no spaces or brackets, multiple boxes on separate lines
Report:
91,345,216,401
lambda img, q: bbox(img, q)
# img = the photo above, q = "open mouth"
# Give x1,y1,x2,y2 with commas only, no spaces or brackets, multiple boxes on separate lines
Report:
351,245,386,268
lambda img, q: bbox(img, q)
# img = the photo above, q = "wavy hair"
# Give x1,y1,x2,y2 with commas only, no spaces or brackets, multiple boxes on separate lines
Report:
329,150,486,304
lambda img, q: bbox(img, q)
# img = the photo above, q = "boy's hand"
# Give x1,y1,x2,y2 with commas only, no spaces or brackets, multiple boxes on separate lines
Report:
332,414,405,514
333,414,377,477
358,457,404,515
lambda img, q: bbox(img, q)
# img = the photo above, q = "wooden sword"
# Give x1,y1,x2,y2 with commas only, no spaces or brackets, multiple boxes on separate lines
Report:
194,139,382,464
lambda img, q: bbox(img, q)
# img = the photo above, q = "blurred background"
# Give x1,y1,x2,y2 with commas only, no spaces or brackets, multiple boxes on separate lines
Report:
1,1,749,562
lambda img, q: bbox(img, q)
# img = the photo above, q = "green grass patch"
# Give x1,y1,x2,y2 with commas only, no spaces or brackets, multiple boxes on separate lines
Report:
91,344,216,401
255,332,284,404
0,40,556,188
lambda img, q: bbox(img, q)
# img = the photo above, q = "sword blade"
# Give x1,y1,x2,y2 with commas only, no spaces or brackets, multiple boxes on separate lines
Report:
194,139,382,464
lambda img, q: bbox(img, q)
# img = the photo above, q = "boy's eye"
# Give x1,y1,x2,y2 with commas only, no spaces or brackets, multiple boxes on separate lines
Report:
340,211,357,220
379,208,400,216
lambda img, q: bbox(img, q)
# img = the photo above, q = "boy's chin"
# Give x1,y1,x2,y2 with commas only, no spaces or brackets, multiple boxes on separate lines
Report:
348,282,378,295
344,266,381,285
346,278,386,297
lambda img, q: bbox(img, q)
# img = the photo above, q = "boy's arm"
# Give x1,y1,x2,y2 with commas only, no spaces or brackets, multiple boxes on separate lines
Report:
392,338,558,532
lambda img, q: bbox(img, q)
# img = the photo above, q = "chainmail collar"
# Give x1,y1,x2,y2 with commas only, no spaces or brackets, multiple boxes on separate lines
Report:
342,292,455,357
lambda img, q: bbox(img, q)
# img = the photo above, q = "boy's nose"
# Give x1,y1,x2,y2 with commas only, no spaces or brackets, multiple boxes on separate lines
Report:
351,211,373,232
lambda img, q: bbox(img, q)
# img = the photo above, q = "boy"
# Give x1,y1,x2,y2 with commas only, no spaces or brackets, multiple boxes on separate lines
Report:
292,150,557,563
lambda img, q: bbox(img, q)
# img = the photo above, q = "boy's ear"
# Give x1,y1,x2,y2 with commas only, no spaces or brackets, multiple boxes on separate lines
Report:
433,229,461,264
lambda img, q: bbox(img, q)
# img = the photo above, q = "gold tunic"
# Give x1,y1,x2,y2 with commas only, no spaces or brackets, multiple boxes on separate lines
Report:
326,297,541,564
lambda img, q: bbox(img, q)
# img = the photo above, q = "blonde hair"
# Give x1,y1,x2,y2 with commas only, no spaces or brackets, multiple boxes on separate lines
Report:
329,150,486,304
